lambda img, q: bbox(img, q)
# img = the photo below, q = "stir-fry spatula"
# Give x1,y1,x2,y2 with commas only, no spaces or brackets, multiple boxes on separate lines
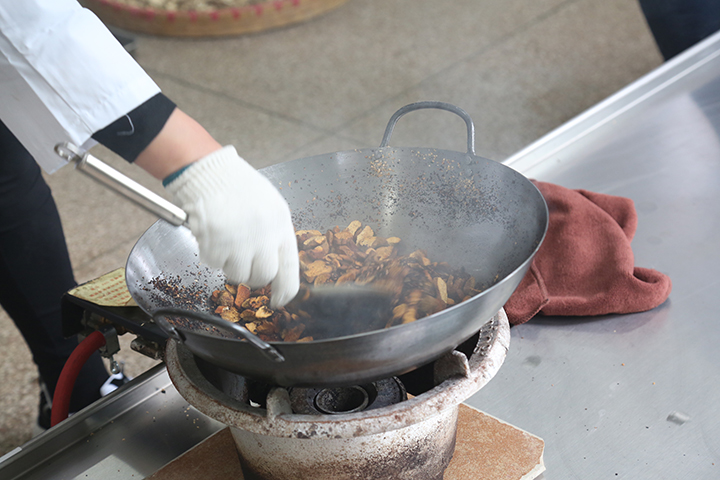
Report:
291,284,395,339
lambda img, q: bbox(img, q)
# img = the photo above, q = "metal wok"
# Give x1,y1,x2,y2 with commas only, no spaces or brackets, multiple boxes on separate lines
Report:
125,102,548,387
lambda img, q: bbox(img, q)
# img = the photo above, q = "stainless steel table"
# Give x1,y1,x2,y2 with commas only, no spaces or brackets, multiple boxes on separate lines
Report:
3,28,720,480
466,30,720,479
0,366,225,480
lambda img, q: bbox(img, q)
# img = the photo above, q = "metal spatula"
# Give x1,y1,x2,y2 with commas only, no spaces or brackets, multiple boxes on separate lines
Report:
289,284,395,340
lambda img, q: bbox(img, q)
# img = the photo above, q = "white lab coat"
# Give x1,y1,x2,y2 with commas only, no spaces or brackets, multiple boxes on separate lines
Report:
0,0,160,173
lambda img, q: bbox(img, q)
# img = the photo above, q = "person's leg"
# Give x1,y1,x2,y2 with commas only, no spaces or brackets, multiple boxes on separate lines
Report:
639,0,720,60
0,120,107,427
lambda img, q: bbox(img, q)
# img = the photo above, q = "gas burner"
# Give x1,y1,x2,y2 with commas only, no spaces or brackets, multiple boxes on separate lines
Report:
165,309,509,480
289,378,407,415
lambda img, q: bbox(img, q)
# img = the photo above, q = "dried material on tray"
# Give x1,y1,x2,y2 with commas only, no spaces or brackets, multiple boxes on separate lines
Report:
210,221,481,342
110,0,262,12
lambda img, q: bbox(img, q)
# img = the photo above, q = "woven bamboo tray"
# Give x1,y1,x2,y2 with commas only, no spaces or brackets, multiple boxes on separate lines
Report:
80,0,349,37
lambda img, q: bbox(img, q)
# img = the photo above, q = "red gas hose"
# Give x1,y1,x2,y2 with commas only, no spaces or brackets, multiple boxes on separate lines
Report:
50,330,107,427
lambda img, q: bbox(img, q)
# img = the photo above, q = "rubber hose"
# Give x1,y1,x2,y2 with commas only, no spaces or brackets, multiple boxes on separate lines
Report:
51,330,107,427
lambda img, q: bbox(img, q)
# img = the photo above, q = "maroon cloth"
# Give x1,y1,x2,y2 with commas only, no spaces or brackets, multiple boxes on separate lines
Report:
504,181,672,326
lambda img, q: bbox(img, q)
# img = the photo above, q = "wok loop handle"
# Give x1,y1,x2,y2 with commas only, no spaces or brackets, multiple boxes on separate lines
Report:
152,307,285,363
379,102,476,155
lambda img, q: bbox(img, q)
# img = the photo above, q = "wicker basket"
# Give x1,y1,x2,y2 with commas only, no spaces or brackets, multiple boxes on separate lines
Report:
80,0,349,37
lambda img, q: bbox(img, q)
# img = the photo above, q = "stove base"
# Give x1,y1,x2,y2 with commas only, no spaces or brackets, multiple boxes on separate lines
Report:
232,405,457,480
147,404,545,480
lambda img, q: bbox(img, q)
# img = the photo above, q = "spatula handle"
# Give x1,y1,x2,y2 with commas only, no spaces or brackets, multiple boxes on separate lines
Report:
55,142,188,226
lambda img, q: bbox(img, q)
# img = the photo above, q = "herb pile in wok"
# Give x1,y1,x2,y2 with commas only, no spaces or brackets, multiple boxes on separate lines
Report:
210,220,481,342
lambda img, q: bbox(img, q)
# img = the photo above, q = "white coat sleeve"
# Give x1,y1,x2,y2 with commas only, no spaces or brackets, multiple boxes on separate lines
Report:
0,0,160,173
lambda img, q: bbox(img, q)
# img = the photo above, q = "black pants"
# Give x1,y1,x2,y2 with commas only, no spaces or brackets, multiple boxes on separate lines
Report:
639,0,720,60
0,120,107,412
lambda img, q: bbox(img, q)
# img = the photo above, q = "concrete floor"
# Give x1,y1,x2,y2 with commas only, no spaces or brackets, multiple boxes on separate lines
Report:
0,0,663,457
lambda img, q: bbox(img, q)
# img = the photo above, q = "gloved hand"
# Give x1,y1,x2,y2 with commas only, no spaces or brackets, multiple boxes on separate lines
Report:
165,146,300,308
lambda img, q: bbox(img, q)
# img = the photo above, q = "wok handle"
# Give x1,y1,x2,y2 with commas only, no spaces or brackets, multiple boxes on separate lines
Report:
152,308,285,363
54,142,188,226
379,101,476,155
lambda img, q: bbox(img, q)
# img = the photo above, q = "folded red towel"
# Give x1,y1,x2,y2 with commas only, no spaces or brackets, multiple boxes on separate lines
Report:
504,181,672,326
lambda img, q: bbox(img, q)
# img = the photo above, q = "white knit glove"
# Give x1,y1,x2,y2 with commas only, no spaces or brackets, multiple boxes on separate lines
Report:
165,146,299,308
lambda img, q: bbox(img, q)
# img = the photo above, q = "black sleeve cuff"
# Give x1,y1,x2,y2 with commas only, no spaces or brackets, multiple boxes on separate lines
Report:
92,93,176,162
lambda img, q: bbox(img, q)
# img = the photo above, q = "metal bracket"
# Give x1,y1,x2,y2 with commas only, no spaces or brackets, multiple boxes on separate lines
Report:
130,337,164,361
78,323,121,358
78,314,123,374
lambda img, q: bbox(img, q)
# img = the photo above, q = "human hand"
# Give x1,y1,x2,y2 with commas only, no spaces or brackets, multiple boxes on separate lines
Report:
165,146,299,307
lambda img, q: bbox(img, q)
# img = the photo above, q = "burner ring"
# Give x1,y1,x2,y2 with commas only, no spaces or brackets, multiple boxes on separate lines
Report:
315,386,369,414
289,377,407,415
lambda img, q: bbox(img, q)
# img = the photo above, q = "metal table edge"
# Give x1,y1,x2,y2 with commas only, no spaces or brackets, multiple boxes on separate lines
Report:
0,363,218,479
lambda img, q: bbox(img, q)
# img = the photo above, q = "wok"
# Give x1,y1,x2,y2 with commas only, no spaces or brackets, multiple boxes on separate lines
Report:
123,102,548,387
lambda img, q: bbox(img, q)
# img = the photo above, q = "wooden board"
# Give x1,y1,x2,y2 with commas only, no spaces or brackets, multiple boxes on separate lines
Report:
445,404,546,480
147,404,545,479
80,0,349,37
